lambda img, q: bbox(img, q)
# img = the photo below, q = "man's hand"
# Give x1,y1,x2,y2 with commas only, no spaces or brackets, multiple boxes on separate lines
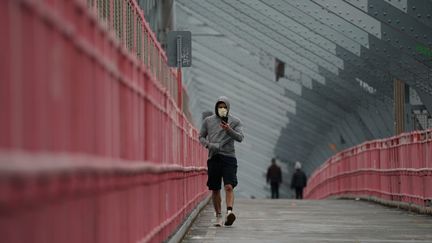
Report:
207,143,220,150
220,121,230,131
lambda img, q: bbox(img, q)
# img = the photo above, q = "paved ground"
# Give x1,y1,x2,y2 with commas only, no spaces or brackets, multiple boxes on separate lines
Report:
181,199,432,243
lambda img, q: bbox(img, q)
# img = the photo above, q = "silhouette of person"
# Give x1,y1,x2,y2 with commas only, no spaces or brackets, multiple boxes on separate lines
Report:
267,158,282,199
290,161,307,199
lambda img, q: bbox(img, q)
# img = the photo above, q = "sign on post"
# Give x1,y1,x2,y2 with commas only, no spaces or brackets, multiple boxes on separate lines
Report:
167,31,192,67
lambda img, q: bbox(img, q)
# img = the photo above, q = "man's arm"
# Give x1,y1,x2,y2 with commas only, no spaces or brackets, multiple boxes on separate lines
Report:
199,120,209,148
221,120,244,142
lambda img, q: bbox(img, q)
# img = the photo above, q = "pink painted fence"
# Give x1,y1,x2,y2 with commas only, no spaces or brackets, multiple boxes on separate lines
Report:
305,129,432,209
0,0,208,242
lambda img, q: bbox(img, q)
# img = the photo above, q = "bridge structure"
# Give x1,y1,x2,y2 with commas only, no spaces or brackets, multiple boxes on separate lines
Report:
0,0,431,242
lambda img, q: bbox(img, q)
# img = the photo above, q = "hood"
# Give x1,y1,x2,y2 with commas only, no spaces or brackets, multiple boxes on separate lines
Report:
214,96,230,117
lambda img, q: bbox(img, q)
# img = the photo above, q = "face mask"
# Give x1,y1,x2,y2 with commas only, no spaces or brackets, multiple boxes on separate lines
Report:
218,108,228,117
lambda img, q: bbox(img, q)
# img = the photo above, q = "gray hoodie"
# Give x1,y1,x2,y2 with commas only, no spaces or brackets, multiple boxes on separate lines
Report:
199,96,244,159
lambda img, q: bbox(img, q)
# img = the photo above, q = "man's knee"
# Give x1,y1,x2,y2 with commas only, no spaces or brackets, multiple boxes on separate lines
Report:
224,184,233,192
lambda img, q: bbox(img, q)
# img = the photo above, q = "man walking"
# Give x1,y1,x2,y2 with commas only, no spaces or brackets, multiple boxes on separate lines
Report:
199,96,244,227
290,161,307,199
267,158,282,199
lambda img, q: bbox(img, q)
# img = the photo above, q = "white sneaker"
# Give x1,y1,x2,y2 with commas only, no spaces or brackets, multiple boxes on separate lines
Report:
224,210,236,226
214,213,223,227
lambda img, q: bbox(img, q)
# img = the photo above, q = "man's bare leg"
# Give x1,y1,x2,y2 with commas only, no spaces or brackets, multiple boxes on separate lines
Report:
212,190,223,226
212,190,222,214
224,184,236,226
224,184,234,209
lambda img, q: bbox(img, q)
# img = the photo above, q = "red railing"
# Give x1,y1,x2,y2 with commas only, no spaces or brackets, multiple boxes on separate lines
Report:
305,129,432,210
0,0,208,242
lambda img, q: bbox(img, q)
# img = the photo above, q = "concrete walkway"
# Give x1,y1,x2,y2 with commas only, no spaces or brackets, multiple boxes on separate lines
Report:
182,199,432,243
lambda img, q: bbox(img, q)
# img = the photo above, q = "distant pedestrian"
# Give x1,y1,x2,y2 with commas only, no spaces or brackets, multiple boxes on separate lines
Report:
266,158,282,199
290,161,307,199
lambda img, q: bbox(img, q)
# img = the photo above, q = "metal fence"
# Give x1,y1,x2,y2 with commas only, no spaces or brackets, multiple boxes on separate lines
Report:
305,129,432,211
0,0,207,242
87,0,179,101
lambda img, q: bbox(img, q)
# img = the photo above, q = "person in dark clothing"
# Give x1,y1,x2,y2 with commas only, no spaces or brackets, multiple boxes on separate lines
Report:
290,161,307,199
267,158,282,199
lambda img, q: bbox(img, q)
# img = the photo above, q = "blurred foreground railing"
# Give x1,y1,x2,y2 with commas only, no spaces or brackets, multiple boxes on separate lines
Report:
0,0,208,242
305,129,432,213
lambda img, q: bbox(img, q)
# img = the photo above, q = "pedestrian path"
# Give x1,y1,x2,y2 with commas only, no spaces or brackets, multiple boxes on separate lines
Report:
182,198,432,243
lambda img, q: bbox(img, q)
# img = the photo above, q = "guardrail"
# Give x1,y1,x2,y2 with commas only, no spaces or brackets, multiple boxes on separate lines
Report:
0,0,208,242
305,129,432,212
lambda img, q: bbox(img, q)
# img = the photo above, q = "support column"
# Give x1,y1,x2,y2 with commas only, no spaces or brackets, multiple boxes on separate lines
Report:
394,80,406,135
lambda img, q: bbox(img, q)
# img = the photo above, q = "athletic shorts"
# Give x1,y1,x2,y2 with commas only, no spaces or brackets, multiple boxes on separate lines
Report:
207,154,238,190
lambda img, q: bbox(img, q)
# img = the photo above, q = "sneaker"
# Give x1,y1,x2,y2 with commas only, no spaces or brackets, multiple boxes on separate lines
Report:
214,213,223,227
224,210,236,226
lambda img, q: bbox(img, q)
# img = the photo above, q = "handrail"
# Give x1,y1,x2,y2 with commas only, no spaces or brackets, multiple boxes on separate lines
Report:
0,0,207,242
305,129,432,210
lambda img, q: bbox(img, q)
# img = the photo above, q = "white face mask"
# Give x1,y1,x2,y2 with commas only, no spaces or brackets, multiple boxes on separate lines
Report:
218,108,228,117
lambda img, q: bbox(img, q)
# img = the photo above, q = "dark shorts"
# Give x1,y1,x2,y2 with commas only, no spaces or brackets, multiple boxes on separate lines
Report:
207,154,238,190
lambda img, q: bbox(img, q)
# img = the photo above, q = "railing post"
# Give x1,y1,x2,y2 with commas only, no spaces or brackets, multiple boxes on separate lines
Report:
176,35,183,110
177,67,182,110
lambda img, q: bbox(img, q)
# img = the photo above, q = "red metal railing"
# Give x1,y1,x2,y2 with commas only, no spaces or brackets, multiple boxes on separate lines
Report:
0,0,208,242
305,129,432,209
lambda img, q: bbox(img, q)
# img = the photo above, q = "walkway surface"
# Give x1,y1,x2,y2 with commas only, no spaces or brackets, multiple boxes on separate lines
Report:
182,198,432,243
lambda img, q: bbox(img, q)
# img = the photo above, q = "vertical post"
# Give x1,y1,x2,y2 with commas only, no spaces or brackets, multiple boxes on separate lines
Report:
393,80,405,202
177,68,182,109
394,79,405,134
177,35,182,110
